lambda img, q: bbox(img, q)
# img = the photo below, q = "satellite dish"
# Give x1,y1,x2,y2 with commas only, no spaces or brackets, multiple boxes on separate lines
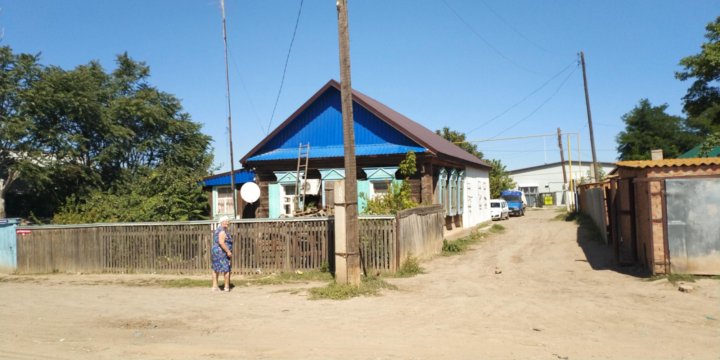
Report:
240,182,260,203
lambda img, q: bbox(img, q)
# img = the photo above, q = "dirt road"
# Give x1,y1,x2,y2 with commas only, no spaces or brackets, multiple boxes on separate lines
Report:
1,209,718,359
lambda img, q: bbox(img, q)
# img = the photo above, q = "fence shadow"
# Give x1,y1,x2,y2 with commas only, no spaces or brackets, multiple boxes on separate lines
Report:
574,219,649,278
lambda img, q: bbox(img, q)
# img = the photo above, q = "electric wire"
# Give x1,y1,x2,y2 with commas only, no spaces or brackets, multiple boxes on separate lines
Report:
267,0,304,134
441,0,539,75
478,0,549,53
226,46,267,135
466,59,577,136
488,65,579,140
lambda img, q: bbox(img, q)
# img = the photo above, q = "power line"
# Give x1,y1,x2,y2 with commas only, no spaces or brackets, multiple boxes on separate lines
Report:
226,46,267,135
487,65,579,140
466,59,577,136
440,0,538,75
478,0,549,53
267,0,304,134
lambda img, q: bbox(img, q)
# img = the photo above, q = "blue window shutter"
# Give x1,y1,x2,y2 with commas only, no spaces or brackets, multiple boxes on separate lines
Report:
268,183,281,218
357,180,370,214
458,171,465,215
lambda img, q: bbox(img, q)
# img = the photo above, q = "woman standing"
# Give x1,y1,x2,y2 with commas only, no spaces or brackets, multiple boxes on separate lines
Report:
211,216,233,292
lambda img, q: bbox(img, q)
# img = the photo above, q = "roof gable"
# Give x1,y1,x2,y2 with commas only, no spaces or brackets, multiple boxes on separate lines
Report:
242,83,424,163
241,80,489,168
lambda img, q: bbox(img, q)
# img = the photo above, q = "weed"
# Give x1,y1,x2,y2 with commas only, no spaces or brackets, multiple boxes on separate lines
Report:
308,276,397,300
666,273,697,284
442,240,462,253
395,256,423,277
441,229,488,255
319,261,329,273
489,224,505,233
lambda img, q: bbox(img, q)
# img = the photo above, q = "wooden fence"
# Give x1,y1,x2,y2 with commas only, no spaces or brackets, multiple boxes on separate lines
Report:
396,205,445,266
14,216,406,275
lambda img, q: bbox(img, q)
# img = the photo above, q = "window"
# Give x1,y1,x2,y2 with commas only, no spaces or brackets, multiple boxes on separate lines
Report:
457,171,465,215
281,184,297,216
448,169,458,216
215,186,234,217
437,168,448,214
370,180,391,199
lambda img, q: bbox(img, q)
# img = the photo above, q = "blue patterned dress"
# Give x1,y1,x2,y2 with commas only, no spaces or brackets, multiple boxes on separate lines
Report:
211,226,233,273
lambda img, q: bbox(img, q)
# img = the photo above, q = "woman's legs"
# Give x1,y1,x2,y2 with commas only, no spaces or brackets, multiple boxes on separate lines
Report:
212,271,220,290
223,272,231,291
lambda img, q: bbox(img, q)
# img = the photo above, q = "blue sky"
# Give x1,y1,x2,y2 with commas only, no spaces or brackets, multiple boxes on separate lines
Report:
1,1,717,172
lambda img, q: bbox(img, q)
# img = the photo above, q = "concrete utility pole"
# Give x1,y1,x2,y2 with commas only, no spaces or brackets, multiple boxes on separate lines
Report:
335,0,361,286
221,0,237,219
557,128,567,186
580,51,600,182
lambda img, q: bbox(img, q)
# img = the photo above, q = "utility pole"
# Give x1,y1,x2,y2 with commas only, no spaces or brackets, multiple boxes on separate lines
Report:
557,128,567,186
580,51,600,182
221,0,237,219
335,0,360,286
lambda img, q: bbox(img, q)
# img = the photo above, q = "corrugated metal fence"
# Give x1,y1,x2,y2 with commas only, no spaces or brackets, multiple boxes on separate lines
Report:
13,208,443,275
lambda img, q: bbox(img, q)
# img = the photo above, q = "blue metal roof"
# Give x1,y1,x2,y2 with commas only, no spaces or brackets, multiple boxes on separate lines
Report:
246,87,427,162
202,170,255,187
249,144,425,161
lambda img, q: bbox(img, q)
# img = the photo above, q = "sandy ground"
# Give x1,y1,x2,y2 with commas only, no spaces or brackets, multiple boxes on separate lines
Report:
1,209,718,360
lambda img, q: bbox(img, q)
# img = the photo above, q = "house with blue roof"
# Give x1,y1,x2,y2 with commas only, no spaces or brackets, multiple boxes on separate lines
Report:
208,80,492,230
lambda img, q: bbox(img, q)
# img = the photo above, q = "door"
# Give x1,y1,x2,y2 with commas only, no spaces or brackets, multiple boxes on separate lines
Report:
0,221,17,271
665,178,720,275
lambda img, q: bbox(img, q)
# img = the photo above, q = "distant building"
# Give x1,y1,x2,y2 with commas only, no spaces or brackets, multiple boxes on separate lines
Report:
678,144,720,158
508,161,616,207
231,79,492,230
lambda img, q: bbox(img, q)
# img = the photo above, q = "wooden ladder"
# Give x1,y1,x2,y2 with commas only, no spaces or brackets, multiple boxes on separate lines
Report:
294,143,310,213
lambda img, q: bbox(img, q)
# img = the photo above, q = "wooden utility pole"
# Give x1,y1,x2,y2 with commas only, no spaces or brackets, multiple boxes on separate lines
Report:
580,51,600,182
557,128,567,186
335,0,360,286
221,0,237,219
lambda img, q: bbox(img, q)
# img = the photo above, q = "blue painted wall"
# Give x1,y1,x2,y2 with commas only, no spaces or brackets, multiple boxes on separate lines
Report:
248,87,426,161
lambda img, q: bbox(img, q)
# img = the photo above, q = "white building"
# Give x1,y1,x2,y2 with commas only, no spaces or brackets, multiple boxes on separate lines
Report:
508,161,616,207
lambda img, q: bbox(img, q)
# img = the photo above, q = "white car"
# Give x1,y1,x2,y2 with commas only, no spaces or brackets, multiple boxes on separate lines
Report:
490,199,510,220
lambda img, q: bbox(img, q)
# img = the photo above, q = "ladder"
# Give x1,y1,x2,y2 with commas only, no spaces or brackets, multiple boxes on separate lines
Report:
294,143,310,213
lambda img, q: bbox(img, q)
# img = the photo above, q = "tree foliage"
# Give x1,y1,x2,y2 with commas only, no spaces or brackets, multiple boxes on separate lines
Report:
0,47,45,218
0,46,213,222
676,16,720,136
489,159,515,198
616,99,698,161
435,126,483,159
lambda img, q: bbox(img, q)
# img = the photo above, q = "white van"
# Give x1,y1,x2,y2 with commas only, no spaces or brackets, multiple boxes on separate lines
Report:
490,199,510,220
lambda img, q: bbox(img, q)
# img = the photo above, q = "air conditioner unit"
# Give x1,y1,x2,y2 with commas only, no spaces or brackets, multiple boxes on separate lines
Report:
301,179,321,195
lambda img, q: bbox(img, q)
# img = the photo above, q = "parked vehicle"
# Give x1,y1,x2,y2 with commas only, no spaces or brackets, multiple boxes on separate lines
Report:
501,190,526,216
490,199,510,220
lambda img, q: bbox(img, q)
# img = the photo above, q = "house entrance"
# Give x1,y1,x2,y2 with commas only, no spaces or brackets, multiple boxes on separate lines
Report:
665,178,720,275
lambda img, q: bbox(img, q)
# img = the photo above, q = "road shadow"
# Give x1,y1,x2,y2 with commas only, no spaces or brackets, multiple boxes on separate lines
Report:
572,216,650,278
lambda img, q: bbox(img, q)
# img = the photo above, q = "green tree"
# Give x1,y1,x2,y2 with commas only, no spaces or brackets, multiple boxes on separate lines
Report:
0,46,47,218
1,46,213,222
616,99,698,161
676,16,720,136
489,159,515,198
435,126,483,159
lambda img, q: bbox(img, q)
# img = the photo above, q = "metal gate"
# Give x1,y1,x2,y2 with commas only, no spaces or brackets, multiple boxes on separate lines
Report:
0,219,19,272
666,178,720,275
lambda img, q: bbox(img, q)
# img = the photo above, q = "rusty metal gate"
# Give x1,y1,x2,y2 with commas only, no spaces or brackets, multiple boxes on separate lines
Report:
666,178,720,275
